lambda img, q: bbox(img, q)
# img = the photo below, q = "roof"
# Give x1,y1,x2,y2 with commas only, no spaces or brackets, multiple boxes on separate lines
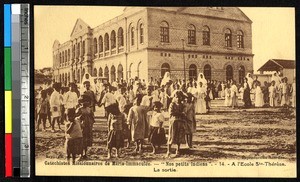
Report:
258,59,295,71
124,7,252,23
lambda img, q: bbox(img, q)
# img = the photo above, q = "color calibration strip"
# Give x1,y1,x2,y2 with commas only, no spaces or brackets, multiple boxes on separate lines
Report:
4,4,13,177
4,4,31,178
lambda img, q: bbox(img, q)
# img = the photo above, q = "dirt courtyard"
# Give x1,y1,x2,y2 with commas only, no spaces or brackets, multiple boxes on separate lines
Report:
35,100,296,162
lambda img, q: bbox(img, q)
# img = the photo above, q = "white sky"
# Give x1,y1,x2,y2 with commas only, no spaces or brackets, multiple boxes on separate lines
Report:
34,6,295,72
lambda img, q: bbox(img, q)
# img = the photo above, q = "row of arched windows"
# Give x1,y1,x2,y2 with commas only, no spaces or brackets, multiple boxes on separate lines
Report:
93,23,145,58
161,63,245,82
91,64,124,82
58,49,70,67
159,21,244,48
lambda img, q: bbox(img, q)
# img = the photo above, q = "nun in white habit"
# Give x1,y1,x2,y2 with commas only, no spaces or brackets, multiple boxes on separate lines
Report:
246,73,254,89
160,72,171,87
197,73,207,88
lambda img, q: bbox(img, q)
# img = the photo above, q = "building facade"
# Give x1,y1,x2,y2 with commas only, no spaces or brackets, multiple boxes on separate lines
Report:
52,7,254,85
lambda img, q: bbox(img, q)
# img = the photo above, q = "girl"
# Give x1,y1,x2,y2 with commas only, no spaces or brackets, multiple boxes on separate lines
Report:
254,82,264,107
77,94,95,158
224,84,231,107
166,91,186,157
230,81,238,108
127,95,151,154
184,93,196,148
65,108,83,164
243,78,252,108
160,86,167,111
269,81,276,107
36,90,50,131
107,104,126,159
148,102,167,154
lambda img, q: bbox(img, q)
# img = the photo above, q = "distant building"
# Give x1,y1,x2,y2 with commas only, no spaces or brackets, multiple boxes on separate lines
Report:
257,59,295,82
40,67,53,76
52,7,253,85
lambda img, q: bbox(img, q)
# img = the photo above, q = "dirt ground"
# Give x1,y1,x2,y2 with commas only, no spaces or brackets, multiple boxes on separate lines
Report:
35,100,296,162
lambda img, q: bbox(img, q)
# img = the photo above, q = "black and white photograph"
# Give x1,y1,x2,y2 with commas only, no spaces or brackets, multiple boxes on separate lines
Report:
34,6,296,177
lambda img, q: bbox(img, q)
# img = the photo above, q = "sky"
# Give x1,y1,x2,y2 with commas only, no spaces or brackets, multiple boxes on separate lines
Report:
34,6,295,72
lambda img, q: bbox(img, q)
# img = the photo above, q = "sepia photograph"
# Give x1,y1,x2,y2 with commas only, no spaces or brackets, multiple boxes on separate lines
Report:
34,6,296,177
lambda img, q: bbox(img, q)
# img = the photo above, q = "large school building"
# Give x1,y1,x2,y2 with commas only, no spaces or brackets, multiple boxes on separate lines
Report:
52,7,253,85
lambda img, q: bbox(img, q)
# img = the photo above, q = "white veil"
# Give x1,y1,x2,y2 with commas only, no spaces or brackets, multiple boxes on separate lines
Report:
160,72,171,86
246,73,254,89
271,72,281,87
197,73,207,88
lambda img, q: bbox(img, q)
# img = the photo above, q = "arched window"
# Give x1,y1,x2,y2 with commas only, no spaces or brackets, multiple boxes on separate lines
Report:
226,65,233,81
82,41,85,56
239,66,245,83
111,65,116,82
93,68,97,77
104,33,109,51
111,30,116,49
68,72,70,84
77,42,81,58
189,64,197,79
137,61,142,78
99,68,103,77
59,53,62,67
237,30,244,48
73,70,76,83
81,68,85,81
68,49,70,65
131,27,135,46
161,63,170,77
99,36,103,52
202,26,210,45
204,64,212,81
117,27,124,47
104,66,109,80
140,24,144,44
160,21,169,43
188,24,196,44
118,64,123,80
225,29,232,47
128,63,133,79
77,69,80,83
93,38,97,56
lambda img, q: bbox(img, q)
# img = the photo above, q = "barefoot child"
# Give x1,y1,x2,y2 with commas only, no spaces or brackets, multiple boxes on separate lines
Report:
166,91,186,157
184,93,196,148
148,102,167,154
77,94,95,158
36,90,50,131
107,104,126,159
65,108,83,164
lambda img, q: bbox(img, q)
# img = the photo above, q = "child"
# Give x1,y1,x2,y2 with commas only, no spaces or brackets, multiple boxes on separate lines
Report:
184,93,196,148
254,82,264,107
166,91,186,157
224,84,231,107
65,108,83,164
50,83,63,132
107,104,126,159
269,81,276,107
77,94,95,158
127,95,151,154
36,90,50,131
148,102,167,154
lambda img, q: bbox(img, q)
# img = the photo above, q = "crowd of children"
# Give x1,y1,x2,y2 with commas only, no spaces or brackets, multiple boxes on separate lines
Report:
34,71,295,162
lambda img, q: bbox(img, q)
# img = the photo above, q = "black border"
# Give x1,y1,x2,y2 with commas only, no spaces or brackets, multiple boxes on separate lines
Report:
0,0,299,181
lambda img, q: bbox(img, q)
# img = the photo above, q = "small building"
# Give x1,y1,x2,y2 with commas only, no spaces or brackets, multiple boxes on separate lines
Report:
257,59,295,82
